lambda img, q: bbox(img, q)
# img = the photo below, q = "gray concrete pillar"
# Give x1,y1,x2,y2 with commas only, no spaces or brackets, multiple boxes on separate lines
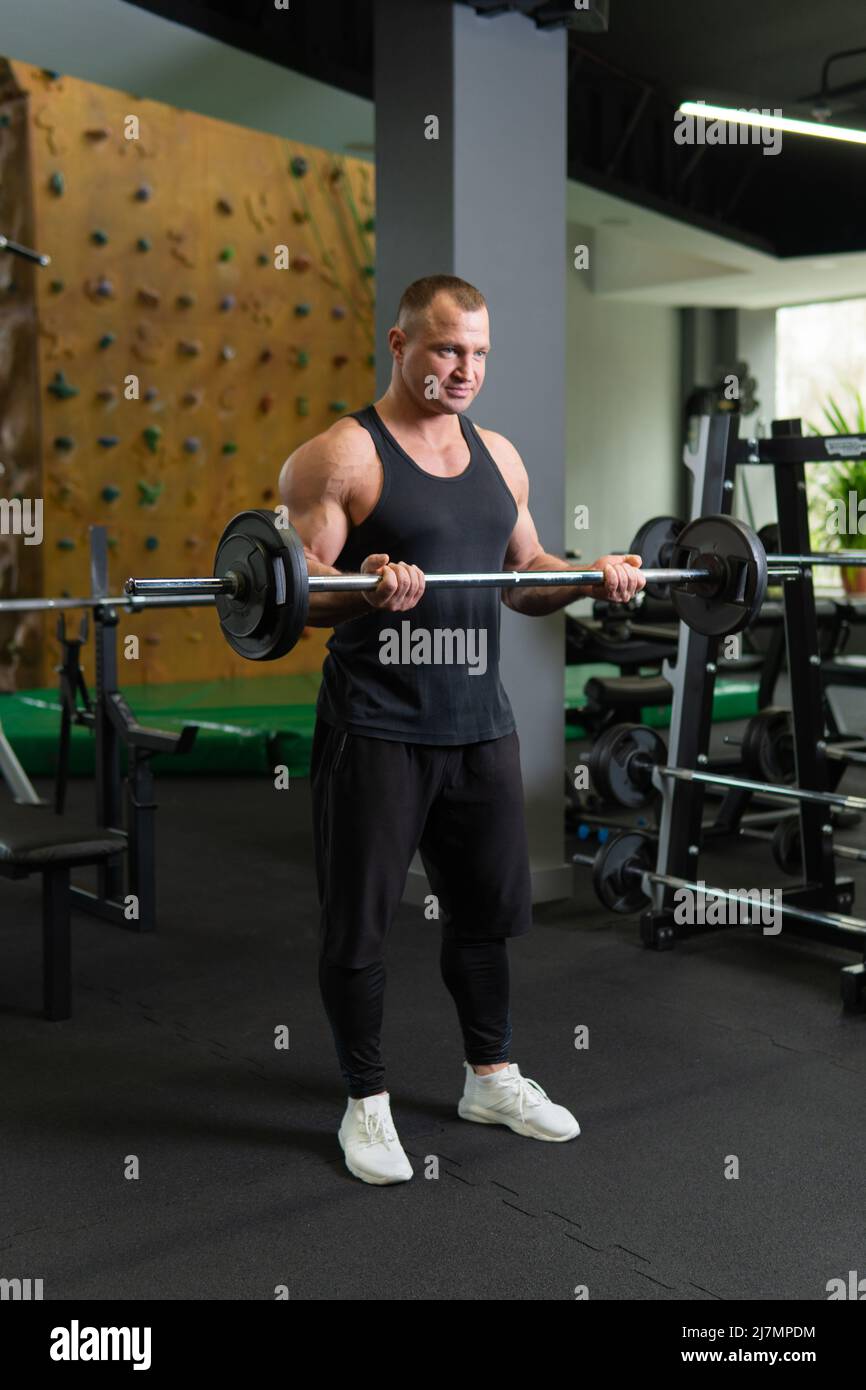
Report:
374,0,572,903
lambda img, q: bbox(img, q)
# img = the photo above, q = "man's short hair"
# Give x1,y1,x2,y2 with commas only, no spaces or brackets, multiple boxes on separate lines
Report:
396,275,486,335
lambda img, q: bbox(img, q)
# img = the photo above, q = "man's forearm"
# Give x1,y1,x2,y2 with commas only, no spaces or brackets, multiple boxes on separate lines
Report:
305,556,373,626
502,552,597,615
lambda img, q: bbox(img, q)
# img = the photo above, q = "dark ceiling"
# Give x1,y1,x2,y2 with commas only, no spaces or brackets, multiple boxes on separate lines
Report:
123,0,866,256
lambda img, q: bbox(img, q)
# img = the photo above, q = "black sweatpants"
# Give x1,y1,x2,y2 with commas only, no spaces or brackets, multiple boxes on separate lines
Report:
310,718,533,1099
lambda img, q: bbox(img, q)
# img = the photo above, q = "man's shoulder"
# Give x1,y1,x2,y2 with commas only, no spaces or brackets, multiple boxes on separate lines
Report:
472,423,524,474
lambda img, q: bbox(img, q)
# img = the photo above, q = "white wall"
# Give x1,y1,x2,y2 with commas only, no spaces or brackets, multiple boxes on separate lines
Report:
0,0,374,158
566,227,681,582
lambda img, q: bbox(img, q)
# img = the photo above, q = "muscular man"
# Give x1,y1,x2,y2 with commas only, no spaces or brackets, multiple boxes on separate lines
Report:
279,274,645,1185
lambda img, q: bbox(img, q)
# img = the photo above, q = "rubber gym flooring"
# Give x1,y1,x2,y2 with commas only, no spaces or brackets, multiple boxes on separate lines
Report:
1,720,865,1301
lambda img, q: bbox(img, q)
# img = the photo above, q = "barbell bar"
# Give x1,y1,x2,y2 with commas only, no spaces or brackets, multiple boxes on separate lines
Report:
119,509,816,661
572,831,866,935
0,594,217,613
588,722,866,814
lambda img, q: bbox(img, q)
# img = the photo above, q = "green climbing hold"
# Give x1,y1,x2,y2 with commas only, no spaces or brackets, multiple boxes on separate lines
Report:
363,216,375,232
296,397,310,417
329,401,348,413
101,485,121,502
91,229,109,245
54,436,75,451
137,237,151,252
49,280,64,293
219,246,235,261
296,349,310,367
257,252,269,265
367,354,375,368
48,371,78,399
362,264,375,277
295,303,311,317
107,536,119,550
98,333,115,349
221,442,238,455
49,171,65,196
138,480,164,507
142,426,162,453
57,537,76,551
290,156,308,177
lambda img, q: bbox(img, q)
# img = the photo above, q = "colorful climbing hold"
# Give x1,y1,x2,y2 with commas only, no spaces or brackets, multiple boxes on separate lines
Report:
98,333,115,350
48,371,78,400
216,197,234,214
181,389,202,407
329,401,348,413
144,386,159,402
49,280,64,293
292,253,312,271
291,210,309,224
49,171,65,196
135,184,152,201
362,264,375,277
296,349,310,367
144,536,160,551
367,353,375,367
259,348,273,363
136,237,151,252
57,537,75,551
332,353,349,368
218,246,235,261
219,344,236,361
97,436,120,448
257,252,269,265
331,305,347,320
294,303,311,317
96,386,118,403
290,156,308,177
177,340,202,356
258,394,274,414
142,426,162,454
296,396,310,417
54,436,75,451
138,480,164,506
221,442,238,455
176,292,196,309
363,216,375,232
183,438,200,453
91,229,109,245
219,294,236,311
101,485,121,502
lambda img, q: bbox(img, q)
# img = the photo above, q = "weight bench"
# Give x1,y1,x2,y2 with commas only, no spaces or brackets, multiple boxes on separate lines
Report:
0,807,123,1020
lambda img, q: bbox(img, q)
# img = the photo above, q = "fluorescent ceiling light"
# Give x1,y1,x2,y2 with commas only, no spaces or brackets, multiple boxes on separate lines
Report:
679,101,866,147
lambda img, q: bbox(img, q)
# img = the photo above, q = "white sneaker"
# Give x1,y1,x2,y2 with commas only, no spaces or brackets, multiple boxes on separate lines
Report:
337,1092,414,1185
458,1061,580,1141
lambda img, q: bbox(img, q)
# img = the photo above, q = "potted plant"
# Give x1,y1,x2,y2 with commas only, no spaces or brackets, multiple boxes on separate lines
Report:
808,388,866,594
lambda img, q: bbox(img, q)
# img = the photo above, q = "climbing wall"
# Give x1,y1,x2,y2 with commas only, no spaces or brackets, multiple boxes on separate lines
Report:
0,58,376,690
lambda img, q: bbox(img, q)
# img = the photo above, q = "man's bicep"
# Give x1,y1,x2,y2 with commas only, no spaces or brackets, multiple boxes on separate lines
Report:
277,440,350,568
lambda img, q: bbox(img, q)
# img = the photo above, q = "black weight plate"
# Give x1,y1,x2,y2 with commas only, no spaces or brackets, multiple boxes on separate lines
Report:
670,514,768,636
772,817,803,876
593,830,655,912
213,510,309,661
629,516,686,599
742,707,796,784
589,722,667,808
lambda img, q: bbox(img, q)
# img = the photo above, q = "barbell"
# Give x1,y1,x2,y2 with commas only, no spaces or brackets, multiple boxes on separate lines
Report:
588,721,866,814
573,830,866,935
2,509,862,657
117,508,850,661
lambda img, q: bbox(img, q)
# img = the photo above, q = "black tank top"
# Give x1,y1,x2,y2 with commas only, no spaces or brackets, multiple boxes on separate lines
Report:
315,404,518,744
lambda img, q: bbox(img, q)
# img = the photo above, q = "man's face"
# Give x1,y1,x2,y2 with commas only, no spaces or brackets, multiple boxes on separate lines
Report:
392,294,490,413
